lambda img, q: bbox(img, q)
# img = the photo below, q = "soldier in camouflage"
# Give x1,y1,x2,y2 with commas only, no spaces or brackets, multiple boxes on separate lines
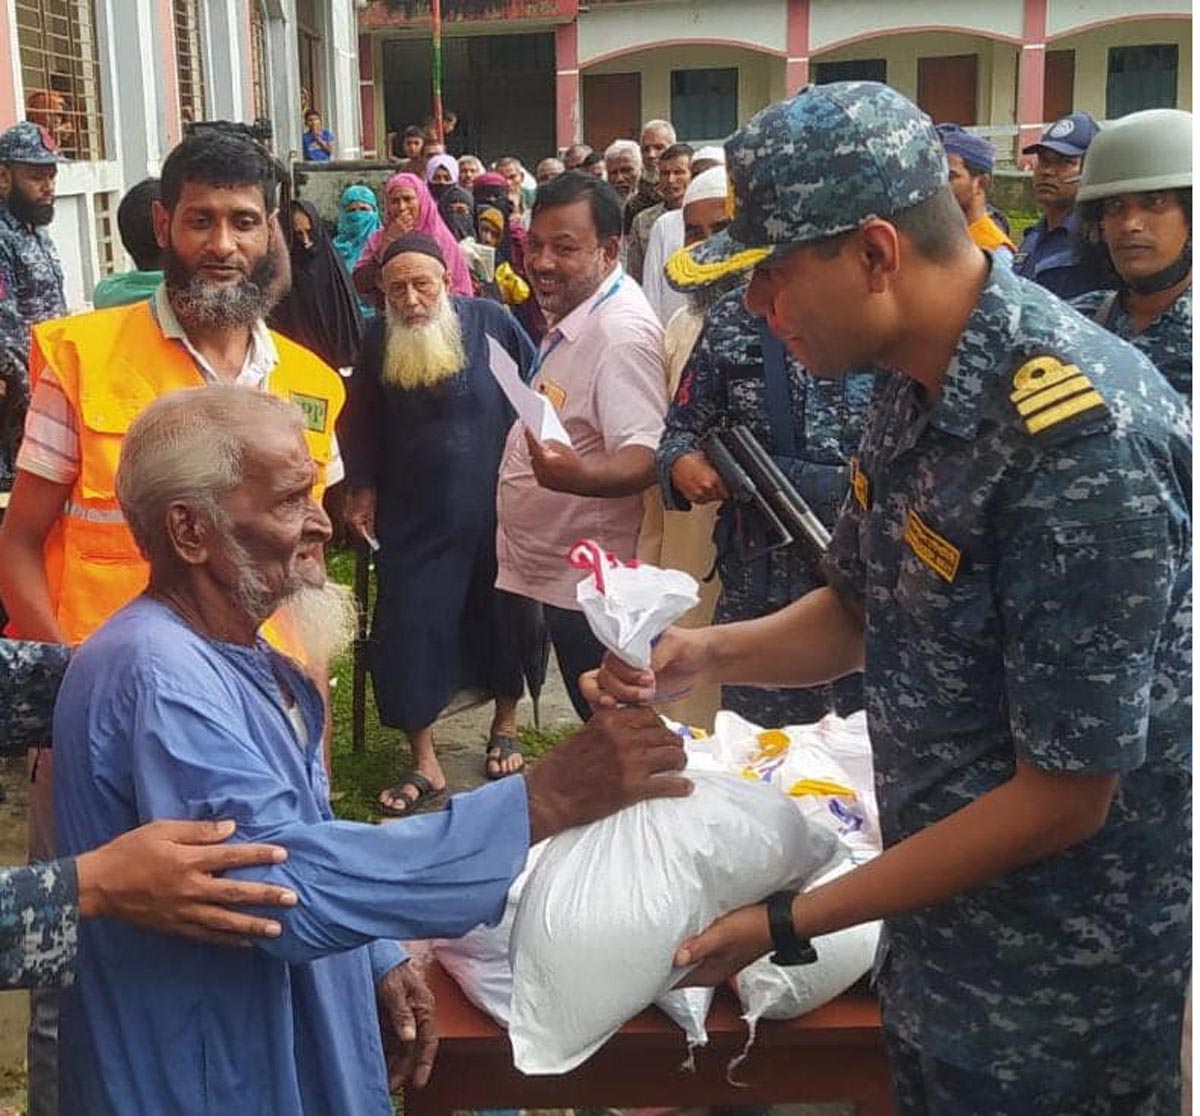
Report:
0,638,298,990
656,283,874,724
600,81,1191,1115
0,122,67,489
1069,108,1192,401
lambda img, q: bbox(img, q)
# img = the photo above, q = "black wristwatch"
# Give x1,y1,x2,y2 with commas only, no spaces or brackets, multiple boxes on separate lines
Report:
766,890,819,966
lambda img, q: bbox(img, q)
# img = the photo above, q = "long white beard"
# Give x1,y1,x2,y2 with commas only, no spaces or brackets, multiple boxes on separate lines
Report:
281,581,359,667
382,292,467,389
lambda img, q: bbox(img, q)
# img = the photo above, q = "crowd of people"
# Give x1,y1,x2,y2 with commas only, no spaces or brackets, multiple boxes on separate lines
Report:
0,75,1191,1116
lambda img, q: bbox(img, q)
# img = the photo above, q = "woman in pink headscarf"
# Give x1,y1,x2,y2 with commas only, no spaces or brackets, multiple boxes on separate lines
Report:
352,171,473,305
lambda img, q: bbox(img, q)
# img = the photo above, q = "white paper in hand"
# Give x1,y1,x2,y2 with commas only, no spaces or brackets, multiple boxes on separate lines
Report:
569,539,699,670
488,336,571,446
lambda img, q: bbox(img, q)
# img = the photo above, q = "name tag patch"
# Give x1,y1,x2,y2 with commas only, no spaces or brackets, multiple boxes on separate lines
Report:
1010,355,1107,436
289,391,329,434
849,456,871,511
904,510,961,583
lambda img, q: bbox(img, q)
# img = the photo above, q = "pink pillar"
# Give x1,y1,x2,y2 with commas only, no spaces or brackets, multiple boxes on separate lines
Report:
0,0,17,126
1017,0,1047,160
157,0,182,145
785,0,811,96
359,34,378,158
555,20,580,150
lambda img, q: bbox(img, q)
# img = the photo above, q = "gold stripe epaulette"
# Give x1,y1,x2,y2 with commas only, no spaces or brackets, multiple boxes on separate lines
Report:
1010,355,1109,436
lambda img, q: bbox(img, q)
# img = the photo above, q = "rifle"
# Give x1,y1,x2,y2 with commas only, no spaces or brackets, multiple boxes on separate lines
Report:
699,423,831,568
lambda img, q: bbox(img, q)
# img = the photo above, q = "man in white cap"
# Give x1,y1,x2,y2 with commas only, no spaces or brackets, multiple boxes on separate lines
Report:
640,149,726,324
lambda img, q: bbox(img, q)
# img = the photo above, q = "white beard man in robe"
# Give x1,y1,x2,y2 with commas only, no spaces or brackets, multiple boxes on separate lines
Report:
342,233,544,816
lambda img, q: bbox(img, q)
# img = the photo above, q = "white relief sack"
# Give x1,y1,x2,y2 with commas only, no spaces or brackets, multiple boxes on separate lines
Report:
507,771,839,1075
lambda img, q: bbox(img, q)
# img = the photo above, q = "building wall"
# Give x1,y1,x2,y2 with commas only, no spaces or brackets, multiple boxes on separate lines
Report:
811,32,1021,127
1046,0,1191,38
1051,17,1192,118
578,0,786,66
0,0,359,308
809,0,1024,50
584,42,784,142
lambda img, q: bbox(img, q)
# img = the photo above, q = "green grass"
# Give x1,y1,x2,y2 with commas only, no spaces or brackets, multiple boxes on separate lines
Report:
1006,208,1040,244
325,547,576,820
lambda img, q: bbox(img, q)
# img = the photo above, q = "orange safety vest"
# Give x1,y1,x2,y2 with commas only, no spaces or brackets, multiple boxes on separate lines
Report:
29,299,345,648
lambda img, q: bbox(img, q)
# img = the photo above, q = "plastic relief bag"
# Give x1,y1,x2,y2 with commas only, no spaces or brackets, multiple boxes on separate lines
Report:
732,858,881,1025
700,710,881,864
569,539,699,670
507,771,839,1075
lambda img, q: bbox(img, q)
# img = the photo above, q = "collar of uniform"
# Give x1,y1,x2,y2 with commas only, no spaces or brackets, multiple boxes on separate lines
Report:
0,202,45,239
152,282,279,380
926,261,1021,440
551,264,623,343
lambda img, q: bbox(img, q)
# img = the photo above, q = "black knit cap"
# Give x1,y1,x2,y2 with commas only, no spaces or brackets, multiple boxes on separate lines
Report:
380,232,445,269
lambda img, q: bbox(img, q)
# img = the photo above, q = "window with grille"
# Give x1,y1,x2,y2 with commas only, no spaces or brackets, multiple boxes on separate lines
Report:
249,1,270,123
670,69,737,143
173,0,207,126
16,0,106,161
1106,44,1178,118
93,190,118,277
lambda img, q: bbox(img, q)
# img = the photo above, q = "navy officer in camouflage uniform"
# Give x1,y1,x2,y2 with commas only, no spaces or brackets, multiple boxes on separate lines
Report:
656,283,874,724
0,638,297,988
597,81,1191,1114
1070,108,1192,401
0,121,67,489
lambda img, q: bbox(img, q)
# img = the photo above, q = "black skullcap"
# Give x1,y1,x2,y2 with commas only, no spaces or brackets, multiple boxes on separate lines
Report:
380,232,445,270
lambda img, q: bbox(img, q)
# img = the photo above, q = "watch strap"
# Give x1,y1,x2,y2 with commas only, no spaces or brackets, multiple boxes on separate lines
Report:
766,889,818,966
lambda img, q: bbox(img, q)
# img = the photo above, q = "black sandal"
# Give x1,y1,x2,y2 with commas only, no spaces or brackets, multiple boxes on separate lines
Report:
376,771,447,817
485,735,525,780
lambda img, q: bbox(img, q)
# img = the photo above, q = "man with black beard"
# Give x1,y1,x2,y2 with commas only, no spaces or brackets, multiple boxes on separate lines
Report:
0,127,344,1116
341,234,540,814
0,121,66,490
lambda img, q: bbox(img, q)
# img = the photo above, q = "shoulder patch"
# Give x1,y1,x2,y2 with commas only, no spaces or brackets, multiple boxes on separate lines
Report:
1009,355,1109,437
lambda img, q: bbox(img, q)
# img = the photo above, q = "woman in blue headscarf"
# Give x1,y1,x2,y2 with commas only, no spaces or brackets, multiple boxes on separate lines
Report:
333,184,382,318
333,184,381,270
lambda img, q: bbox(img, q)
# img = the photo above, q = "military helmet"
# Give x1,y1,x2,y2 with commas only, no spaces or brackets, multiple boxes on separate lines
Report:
1077,108,1193,203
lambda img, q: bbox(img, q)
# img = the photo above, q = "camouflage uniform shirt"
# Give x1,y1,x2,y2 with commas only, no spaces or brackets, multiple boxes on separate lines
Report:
658,287,876,723
0,639,77,989
1070,284,1192,401
0,201,66,487
824,262,1192,1085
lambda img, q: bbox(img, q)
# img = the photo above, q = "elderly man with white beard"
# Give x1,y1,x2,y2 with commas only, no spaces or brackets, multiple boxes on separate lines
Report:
341,233,540,815
51,384,691,1116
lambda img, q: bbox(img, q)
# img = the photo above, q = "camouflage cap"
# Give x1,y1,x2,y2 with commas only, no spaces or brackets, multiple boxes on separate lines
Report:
666,81,947,291
0,121,65,165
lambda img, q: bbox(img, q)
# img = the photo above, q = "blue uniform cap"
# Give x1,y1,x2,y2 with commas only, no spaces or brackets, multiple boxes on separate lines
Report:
0,121,65,165
666,81,948,291
936,123,996,174
1021,112,1100,158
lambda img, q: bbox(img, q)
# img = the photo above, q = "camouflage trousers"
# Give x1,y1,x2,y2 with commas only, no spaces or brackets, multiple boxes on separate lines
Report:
884,1025,1183,1116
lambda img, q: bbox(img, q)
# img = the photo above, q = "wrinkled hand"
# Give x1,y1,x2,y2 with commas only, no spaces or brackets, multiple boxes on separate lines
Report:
671,451,728,504
376,961,438,1091
345,486,378,545
74,819,295,945
580,627,711,710
525,431,592,495
524,706,692,843
673,902,771,987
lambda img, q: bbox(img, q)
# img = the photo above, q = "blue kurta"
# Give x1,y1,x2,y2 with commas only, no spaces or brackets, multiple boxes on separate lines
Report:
53,596,530,1116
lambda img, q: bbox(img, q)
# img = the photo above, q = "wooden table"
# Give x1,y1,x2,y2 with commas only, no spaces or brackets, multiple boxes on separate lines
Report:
407,959,895,1115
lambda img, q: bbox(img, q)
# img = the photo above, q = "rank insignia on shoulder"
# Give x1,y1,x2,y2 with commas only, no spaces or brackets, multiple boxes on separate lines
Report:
849,456,871,511
1009,355,1109,436
289,391,329,434
904,510,961,583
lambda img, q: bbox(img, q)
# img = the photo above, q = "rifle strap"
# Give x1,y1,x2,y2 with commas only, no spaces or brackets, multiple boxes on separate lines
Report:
759,321,797,458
